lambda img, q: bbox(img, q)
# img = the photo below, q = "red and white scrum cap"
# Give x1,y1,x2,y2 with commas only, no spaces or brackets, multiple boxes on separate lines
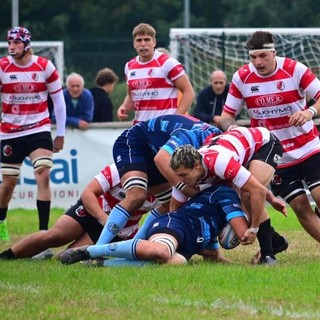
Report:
7,26,31,51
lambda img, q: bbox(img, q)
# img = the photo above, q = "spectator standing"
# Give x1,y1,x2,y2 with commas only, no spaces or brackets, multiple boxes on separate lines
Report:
117,23,194,124
90,68,119,122
0,26,66,240
52,72,94,130
193,70,229,127
220,30,320,245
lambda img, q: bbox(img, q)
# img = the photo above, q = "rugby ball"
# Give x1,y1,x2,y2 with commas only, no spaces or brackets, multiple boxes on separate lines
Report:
218,223,240,250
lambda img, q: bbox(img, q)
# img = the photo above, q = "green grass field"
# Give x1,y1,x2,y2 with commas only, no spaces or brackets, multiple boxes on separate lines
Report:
1,207,320,320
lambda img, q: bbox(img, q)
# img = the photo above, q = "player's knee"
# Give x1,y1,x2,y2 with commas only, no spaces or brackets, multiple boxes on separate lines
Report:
1,163,21,179
44,229,65,246
122,176,148,207
32,156,53,172
150,235,177,263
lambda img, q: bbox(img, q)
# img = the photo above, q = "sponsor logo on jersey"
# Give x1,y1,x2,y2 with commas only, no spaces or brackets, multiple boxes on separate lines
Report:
252,105,292,118
131,79,152,89
13,83,37,93
255,95,284,106
10,74,17,80
189,202,202,209
132,91,158,98
9,94,41,103
130,71,136,76
282,142,295,150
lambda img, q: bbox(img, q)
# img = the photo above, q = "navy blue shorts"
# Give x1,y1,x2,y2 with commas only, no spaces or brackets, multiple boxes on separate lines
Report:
113,127,167,187
146,185,245,260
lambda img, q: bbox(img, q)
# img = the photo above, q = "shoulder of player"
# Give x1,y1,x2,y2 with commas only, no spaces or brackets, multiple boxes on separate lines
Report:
0,56,10,70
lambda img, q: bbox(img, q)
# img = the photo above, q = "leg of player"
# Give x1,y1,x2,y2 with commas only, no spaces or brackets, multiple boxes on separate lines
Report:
246,160,288,264
32,153,52,231
60,233,178,265
133,208,162,240
0,215,84,259
95,173,149,245
0,173,19,240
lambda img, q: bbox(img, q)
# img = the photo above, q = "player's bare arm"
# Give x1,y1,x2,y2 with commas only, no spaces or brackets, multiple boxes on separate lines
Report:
80,179,108,226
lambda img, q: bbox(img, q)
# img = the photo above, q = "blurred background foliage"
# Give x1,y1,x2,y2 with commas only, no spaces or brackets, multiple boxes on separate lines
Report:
1,0,320,109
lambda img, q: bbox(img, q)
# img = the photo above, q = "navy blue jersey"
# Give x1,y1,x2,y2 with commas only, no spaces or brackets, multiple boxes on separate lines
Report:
113,115,222,183
146,184,245,260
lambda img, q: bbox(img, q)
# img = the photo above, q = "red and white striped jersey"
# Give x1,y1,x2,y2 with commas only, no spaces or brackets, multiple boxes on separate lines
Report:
95,163,159,239
125,50,185,124
199,127,273,189
0,55,63,139
223,56,320,168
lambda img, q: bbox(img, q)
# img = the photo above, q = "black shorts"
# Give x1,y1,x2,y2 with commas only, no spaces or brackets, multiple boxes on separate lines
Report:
250,133,283,169
0,131,53,164
271,152,320,203
65,199,123,244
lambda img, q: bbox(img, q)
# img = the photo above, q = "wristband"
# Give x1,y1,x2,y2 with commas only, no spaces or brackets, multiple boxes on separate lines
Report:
308,106,317,118
248,227,259,234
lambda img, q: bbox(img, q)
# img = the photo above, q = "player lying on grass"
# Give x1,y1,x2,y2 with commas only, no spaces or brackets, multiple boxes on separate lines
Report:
169,126,288,265
95,113,285,265
0,163,158,260
60,184,250,267
94,114,222,246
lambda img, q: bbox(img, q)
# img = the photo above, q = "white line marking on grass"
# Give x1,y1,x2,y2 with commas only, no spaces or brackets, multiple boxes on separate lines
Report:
0,281,40,293
153,297,320,319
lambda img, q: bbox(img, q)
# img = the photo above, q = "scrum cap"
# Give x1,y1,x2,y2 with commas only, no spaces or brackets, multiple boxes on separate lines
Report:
7,26,31,51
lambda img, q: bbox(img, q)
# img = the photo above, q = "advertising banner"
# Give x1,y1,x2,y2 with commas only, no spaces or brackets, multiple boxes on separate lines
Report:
5,126,127,209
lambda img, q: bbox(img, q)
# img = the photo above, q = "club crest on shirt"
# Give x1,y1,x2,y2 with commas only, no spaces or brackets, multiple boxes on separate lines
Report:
276,81,285,91
32,73,39,81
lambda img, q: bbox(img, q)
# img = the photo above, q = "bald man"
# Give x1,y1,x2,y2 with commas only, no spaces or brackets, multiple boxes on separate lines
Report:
193,70,229,127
